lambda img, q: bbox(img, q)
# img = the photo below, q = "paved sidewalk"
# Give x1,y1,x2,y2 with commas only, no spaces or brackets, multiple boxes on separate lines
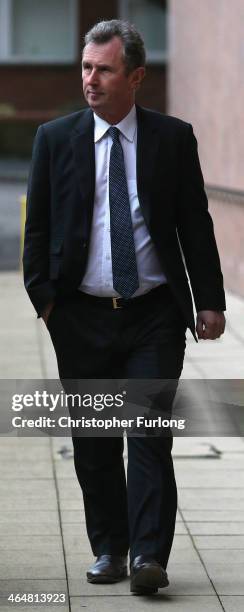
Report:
0,272,244,611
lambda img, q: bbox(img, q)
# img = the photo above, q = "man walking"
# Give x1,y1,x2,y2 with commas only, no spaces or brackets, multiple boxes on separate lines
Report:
23,20,225,595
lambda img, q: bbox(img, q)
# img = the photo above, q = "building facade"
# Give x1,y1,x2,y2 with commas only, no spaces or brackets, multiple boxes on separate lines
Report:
168,0,244,295
0,0,167,157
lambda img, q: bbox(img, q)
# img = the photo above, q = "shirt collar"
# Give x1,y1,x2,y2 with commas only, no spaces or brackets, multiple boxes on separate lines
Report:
94,104,137,143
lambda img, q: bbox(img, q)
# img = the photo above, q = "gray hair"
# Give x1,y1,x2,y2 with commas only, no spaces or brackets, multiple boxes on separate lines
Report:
83,19,146,74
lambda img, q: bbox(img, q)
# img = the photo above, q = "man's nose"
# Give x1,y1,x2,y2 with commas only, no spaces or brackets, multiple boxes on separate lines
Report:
87,69,98,84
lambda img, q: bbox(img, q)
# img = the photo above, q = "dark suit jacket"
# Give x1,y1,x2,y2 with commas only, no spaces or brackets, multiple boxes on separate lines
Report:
23,105,226,339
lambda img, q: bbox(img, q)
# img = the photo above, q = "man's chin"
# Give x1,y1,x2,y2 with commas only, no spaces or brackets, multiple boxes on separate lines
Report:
85,97,101,110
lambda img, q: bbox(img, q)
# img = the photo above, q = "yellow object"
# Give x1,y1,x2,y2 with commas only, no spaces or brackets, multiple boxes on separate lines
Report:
20,195,27,268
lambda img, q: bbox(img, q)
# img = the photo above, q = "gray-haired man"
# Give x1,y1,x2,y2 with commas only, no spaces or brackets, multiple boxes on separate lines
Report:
24,19,225,594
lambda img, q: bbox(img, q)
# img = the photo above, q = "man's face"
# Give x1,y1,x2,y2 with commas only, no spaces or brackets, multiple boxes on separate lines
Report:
82,36,145,122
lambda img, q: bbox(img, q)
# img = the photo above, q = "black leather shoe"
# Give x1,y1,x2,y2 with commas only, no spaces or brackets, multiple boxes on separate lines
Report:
87,554,128,583
130,555,169,594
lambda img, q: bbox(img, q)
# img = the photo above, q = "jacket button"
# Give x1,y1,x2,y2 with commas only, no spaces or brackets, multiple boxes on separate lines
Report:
83,241,87,249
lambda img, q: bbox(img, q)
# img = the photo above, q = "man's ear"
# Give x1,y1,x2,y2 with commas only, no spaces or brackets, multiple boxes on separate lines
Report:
130,67,146,91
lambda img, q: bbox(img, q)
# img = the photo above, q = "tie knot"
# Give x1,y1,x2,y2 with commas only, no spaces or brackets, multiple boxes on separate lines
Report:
108,126,120,143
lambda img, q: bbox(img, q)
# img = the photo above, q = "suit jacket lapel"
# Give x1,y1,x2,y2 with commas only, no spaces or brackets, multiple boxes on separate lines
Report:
70,108,95,230
136,105,160,230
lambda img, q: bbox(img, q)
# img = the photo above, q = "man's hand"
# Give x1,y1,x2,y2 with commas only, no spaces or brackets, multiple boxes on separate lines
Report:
196,310,226,340
41,302,55,325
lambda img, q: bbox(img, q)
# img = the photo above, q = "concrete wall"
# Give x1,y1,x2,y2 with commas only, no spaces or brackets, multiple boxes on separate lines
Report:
168,0,244,298
168,0,244,191
209,197,244,297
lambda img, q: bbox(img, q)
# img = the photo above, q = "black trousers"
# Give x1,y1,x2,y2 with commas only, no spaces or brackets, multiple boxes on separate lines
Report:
47,285,186,568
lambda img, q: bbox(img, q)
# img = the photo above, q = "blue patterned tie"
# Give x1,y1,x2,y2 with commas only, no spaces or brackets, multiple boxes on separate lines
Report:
108,126,139,298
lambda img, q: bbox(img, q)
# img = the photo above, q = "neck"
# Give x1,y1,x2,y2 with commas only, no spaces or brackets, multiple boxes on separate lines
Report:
94,103,134,125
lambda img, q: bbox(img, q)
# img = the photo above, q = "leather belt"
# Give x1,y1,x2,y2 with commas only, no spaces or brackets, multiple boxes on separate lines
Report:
77,284,170,310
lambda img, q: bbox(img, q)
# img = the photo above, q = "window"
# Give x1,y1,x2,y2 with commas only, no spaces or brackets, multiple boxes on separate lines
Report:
119,0,168,63
0,0,78,63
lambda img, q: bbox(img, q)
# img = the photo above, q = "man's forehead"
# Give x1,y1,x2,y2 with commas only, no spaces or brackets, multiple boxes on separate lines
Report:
82,37,124,62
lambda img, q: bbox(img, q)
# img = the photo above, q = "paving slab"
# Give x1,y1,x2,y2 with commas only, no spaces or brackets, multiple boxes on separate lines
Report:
68,575,131,597
0,511,59,525
0,549,65,579
60,511,86,524
62,535,92,556
181,365,202,378
169,547,203,563
174,470,244,488
0,462,53,479
0,498,58,511
0,447,51,460
165,565,216,596
59,499,87,511
0,480,56,497
207,437,244,452
220,596,244,612
54,462,78,479
0,516,61,536
0,438,50,450
182,510,244,521
173,438,221,458
178,437,244,453
171,535,199,549
200,550,244,564
175,458,244,471
70,595,223,612
51,436,74,448
205,565,244,595
55,480,82,500
0,580,68,599
188,522,244,535
193,535,244,549
0,536,62,552
178,488,244,510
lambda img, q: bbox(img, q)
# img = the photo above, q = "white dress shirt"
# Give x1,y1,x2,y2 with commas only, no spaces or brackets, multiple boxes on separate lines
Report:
80,104,167,297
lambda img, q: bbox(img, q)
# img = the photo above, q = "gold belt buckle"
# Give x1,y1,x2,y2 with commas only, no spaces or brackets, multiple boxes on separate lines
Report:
112,297,122,309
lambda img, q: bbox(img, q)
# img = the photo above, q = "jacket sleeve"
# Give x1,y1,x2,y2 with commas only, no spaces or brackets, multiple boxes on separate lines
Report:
176,124,226,312
23,125,56,316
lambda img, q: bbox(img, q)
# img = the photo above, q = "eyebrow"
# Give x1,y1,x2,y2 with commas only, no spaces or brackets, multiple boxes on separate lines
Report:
82,60,112,70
